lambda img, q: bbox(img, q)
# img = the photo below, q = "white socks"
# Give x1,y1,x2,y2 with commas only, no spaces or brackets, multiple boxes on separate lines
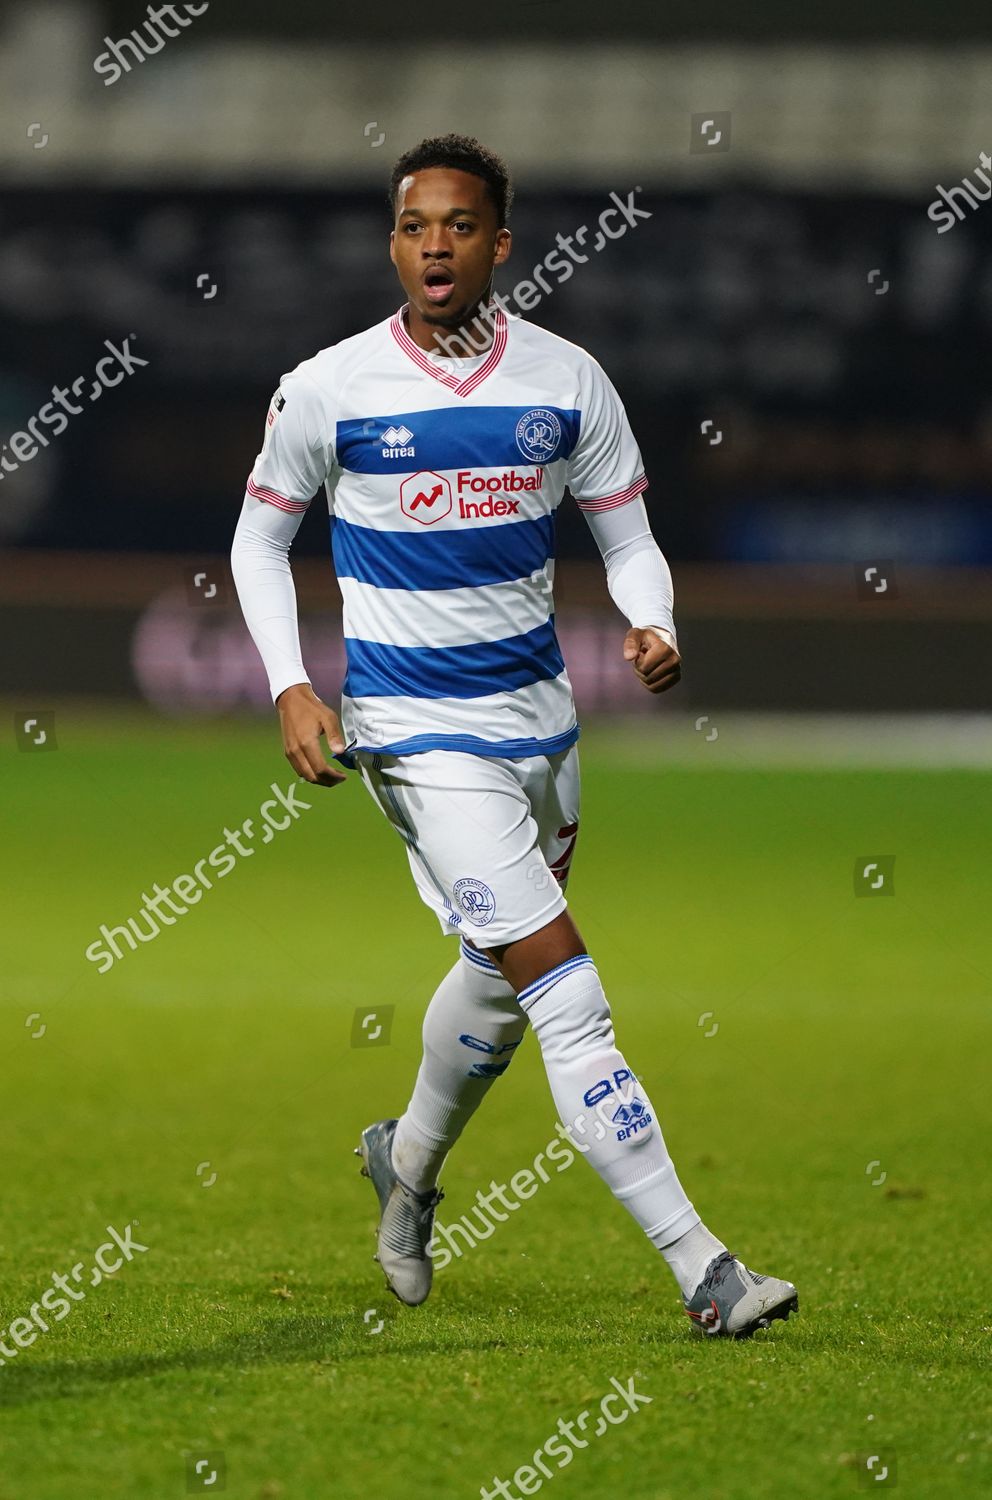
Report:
391,942,527,1196
392,944,725,1295
518,955,726,1296
661,1221,728,1297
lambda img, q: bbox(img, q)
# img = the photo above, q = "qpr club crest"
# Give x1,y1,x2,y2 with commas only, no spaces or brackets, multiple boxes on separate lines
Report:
515,408,563,463
453,877,497,926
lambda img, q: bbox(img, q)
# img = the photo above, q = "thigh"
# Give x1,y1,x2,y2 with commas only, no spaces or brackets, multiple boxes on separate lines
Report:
357,751,570,946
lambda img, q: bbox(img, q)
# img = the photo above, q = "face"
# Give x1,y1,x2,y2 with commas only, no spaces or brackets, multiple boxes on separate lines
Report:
390,167,511,326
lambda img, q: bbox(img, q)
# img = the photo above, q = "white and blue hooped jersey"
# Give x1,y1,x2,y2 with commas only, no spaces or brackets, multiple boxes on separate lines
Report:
246,305,648,758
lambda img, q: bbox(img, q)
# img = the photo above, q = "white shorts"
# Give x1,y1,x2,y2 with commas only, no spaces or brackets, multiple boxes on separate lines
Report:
356,747,581,947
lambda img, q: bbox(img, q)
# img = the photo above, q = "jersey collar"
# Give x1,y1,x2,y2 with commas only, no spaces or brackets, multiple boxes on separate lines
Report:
390,303,508,397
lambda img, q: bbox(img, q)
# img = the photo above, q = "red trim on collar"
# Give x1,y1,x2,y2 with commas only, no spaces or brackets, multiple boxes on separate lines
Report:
389,304,508,397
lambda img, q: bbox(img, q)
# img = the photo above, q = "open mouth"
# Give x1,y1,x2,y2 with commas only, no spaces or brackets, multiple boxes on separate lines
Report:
423,266,455,304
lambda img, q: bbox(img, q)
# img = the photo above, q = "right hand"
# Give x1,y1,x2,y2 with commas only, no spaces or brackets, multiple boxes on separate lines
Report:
276,683,348,787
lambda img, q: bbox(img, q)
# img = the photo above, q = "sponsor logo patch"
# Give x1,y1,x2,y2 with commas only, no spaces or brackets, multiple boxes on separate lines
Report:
455,467,543,520
400,470,452,524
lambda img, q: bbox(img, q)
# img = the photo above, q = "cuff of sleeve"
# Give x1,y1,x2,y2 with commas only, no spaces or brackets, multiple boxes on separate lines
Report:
574,473,648,513
640,624,677,649
271,674,311,706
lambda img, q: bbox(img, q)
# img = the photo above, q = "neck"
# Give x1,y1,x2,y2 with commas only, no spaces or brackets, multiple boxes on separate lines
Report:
403,292,499,359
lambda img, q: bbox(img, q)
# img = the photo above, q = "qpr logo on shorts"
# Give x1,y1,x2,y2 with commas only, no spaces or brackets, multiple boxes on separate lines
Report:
453,877,497,926
515,408,563,463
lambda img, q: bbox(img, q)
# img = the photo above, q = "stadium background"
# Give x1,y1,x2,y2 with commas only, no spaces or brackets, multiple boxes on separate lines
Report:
2,4,989,1499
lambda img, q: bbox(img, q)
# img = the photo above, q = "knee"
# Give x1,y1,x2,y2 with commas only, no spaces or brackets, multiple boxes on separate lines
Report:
491,912,587,995
552,993,614,1057
522,958,615,1058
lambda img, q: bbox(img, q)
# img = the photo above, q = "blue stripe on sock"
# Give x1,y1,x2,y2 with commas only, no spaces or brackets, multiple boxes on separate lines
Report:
517,953,594,1008
460,938,501,974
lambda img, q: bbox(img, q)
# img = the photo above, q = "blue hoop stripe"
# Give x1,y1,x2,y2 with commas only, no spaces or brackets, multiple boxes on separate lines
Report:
516,954,595,1008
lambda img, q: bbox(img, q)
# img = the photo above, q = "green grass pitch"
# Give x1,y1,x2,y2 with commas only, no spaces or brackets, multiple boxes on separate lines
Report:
2,707,990,1499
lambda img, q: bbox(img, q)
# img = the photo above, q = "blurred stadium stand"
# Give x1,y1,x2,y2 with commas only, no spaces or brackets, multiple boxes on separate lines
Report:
1,1,990,716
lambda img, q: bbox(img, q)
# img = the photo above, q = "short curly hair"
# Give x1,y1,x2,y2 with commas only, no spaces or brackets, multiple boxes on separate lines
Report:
389,134,513,228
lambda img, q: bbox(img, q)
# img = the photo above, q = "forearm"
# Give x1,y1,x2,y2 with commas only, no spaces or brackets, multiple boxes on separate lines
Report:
582,497,676,645
231,495,310,703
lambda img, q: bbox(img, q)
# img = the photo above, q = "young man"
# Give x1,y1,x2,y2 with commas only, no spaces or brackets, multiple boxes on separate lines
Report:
231,135,798,1338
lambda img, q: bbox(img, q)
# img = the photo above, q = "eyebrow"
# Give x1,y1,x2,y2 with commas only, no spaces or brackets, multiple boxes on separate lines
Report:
398,206,480,219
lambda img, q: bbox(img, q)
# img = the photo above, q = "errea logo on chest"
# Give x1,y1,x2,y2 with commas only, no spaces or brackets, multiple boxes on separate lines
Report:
381,424,415,458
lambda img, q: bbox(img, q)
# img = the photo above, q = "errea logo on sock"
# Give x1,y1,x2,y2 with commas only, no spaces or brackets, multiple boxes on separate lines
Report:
609,1096,653,1142
583,1069,654,1141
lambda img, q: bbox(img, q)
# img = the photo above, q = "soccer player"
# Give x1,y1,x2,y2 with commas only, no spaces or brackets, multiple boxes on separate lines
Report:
231,135,798,1338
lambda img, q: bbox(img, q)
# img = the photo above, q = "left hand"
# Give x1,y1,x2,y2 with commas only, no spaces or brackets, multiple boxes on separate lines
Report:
622,627,682,695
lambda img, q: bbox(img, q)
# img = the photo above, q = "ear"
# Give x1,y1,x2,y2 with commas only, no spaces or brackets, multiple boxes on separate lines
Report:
388,229,396,266
493,227,512,267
